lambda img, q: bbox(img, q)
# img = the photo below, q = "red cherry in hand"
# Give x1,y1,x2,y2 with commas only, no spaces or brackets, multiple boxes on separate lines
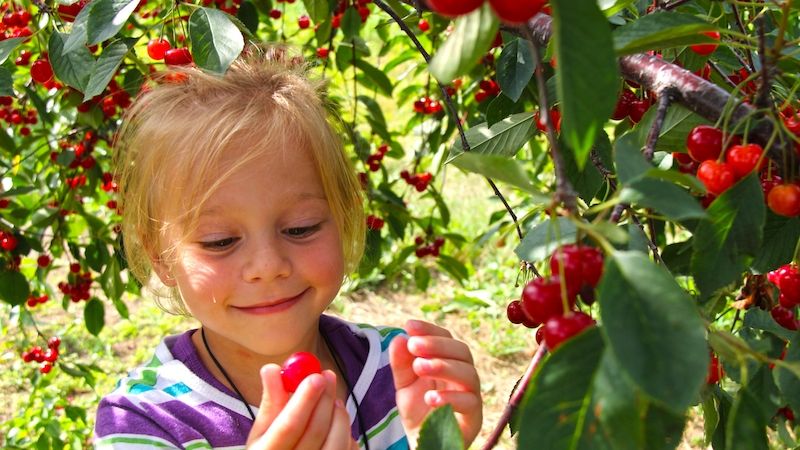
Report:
147,38,171,60
725,143,764,179
488,0,547,24
696,160,735,196
281,352,322,392
767,184,800,217
542,311,595,351
424,0,483,17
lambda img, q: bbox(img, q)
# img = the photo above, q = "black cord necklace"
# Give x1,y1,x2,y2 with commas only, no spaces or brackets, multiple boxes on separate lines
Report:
200,327,370,450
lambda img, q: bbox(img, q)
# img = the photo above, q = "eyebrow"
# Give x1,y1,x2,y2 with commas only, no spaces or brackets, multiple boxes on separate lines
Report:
198,192,327,217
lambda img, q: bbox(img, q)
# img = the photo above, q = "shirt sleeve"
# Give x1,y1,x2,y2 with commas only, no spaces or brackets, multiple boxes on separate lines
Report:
94,398,183,449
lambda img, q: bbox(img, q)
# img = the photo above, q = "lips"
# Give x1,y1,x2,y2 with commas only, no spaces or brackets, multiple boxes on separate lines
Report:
233,289,307,315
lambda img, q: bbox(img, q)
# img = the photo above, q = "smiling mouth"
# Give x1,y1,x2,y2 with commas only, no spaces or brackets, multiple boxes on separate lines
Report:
233,289,307,315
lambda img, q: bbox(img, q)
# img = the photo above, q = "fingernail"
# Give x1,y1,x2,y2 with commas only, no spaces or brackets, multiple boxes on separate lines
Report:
308,375,324,389
424,391,441,406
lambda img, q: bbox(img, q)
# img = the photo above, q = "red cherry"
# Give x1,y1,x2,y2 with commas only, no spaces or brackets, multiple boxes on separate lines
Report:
424,0,483,17
164,47,193,66
316,47,329,59
488,0,546,24
31,59,54,84
57,0,88,22
535,108,561,133
778,406,796,423
418,18,430,32
298,15,311,29
542,311,595,351
0,233,18,251
40,363,53,374
770,264,800,305
771,306,799,331
147,38,171,60
611,90,635,120
520,276,574,325
627,99,650,124
767,184,800,217
506,300,527,325
706,352,724,384
48,336,61,349
696,160,735,196
725,143,764,179
689,31,721,56
281,352,322,392
686,125,724,162
37,255,51,268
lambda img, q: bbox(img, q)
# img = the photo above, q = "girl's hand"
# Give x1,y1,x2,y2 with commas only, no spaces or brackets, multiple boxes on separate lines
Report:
246,364,359,450
388,320,483,449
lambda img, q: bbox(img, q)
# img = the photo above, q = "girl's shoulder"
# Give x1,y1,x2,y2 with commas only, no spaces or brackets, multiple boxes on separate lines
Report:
94,330,253,449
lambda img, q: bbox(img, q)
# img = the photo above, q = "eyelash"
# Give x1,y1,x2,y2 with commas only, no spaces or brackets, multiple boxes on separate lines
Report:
198,224,322,250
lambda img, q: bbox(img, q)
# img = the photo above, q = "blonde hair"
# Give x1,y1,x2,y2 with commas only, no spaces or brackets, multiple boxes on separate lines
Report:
115,45,365,315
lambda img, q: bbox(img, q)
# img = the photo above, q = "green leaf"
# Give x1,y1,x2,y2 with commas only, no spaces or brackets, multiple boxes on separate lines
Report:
0,270,29,306
236,0,259,34
496,38,534,103
599,250,708,413
189,7,245,75
428,188,450,226
631,105,708,155
515,216,578,262
83,39,134,101
0,37,25,64
725,387,768,450
414,265,431,291
776,331,800,414
49,32,95,92
354,59,392,96
436,254,469,284
751,212,800,273
593,352,643,450
486,94,524,127
429,3,499,83
62,4,93,54
550,0,618,169
448,112,535,161
561,131,613,202
517,327,605,449
86,0,139,45
0,127,15,153
341,7,361,39
743,309,796,342
690,175,765,298
0,67,12,97
619,178,707,222
302,0,329,24
613,12,716,55
84,298,106,336
416,405,463,450
449,152,548,200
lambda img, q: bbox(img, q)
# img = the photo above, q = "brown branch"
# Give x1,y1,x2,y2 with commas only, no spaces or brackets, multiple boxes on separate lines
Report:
754,17,771,110
480,344,547,450
644,90,675,161
373,0,527,241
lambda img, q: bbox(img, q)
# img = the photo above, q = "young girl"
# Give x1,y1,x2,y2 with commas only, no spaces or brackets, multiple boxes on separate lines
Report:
93,45,482,449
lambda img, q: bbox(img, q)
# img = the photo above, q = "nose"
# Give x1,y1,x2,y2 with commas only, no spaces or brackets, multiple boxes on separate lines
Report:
242,238,292,282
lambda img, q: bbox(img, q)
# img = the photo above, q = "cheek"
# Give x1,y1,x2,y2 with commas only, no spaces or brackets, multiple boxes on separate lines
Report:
173,253,227,301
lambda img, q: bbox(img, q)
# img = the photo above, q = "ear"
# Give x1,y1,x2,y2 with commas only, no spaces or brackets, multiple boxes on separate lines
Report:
149,250,177,287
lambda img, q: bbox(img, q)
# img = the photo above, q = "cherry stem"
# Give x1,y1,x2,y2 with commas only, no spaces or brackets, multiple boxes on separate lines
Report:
480,344,548,450
373,0,525,242
644,89,675,161
730,3,756,72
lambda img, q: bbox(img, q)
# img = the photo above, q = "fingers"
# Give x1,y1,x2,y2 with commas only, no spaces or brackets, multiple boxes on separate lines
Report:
412,358,480,392
253,373,328,449
404,319,453,338
321,398,356,450
247,364,288,445
389,335,418,390
407,335,474,364
423,390,482,415
294,371,338,450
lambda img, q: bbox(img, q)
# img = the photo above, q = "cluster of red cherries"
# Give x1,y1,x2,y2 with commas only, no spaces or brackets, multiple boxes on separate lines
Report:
0,3,33,40
425,0,547,24
675,121,800,217
365,214,385,231
474,79,501,103
57,263,94,303
366,143,390,172
0,96,37,136
21,337,61,375
506,244,603,350
400,170,434,192
414,235,445,258
413,96,443,115
767,263,800,331
26,293,50,308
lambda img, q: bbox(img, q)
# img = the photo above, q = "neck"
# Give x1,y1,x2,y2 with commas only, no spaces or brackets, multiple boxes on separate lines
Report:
192,323,346,407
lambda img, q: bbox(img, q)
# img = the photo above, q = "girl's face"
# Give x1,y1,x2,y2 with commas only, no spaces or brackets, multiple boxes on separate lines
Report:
162,142,345,359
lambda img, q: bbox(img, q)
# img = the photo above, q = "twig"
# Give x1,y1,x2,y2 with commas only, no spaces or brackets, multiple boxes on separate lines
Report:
731,3,756,72
661,0,692,10
644,89,675,161
522,30,577,213
480,344,547,450
754,17,771,110
708,60,738,89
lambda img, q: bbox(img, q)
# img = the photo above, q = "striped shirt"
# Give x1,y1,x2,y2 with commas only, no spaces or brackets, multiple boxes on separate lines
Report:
94,315,409,449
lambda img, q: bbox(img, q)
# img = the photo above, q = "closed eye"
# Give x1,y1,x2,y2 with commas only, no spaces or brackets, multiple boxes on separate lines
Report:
199,237,239,250
284,223,322,238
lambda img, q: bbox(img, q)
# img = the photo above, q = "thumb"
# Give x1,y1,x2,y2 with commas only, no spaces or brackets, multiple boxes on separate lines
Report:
247,364,288,444
389,335,417,390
